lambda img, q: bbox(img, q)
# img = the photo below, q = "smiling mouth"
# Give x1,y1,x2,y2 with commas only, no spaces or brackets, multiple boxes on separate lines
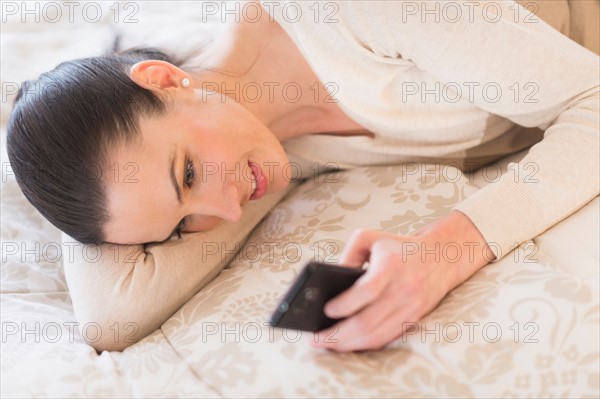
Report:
251,173,257,197
248,161,267,200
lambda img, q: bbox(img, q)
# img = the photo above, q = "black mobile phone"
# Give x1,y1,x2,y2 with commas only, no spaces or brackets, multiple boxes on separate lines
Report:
267,261,366,332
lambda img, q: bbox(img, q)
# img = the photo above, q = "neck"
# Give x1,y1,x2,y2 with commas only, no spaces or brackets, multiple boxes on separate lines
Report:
185,1,349,141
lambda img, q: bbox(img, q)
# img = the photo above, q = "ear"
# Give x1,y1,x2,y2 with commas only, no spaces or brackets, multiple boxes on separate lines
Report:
129,60,189,91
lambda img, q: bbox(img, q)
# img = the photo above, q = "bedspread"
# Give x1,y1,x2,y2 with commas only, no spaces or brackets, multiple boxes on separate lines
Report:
1,1,598,397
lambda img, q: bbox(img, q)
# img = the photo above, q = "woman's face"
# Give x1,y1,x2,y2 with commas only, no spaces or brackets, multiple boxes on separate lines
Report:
103,85,290,244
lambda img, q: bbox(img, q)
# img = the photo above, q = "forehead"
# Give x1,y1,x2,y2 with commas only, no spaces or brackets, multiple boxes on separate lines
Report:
102,128,176,243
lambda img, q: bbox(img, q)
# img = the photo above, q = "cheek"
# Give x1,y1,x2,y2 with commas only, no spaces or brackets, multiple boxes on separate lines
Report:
186,215,222,232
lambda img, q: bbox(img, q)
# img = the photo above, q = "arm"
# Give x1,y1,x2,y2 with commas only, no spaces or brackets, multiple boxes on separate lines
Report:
337,0,599,259
62,186,294,352
312,0,599,352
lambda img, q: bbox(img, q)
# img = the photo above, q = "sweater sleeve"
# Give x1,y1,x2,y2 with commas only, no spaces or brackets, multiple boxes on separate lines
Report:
339,0,600,260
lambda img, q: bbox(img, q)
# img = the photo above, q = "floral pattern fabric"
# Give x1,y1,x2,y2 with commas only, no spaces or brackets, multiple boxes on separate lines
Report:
2,148,598,397
1,1,598,397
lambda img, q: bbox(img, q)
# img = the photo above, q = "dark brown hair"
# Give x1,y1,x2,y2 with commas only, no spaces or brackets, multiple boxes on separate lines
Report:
6,48,186,244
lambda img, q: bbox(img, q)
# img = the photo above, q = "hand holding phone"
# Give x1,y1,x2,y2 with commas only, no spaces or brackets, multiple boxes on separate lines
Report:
267,261,366,332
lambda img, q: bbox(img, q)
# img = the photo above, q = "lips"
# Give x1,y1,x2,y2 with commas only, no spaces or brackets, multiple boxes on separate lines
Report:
248,161,268,200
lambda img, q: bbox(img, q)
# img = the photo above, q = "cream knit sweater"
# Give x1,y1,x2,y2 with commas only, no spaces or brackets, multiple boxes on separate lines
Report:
266,0,600,260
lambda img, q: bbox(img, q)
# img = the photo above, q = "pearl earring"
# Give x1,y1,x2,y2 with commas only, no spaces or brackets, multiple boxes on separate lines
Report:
181,78,191,88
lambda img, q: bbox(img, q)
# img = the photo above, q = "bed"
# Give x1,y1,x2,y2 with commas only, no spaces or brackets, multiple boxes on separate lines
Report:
1,1,598,397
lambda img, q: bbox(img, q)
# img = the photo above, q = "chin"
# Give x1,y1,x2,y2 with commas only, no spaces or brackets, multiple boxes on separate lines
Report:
274,175,291,192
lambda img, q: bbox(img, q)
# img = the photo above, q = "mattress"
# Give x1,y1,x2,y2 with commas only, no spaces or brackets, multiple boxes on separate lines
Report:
1,1,599,397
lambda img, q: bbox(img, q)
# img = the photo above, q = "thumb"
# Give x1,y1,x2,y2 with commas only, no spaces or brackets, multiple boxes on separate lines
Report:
339,229,383,267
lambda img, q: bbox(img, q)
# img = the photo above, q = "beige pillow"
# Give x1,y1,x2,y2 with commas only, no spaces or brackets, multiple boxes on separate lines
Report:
61,184,296,352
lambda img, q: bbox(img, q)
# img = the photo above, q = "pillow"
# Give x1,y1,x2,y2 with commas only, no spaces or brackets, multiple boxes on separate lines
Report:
61,183,297,352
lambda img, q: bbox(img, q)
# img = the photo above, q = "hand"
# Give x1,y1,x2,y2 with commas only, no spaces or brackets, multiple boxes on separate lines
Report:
310,210,496,352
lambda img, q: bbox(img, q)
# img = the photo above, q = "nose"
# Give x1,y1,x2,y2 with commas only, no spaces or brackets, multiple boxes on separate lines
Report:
188,181,243,225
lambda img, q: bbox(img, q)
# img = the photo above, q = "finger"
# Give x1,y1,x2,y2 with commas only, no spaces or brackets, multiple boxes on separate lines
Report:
338,229,377,267
315,297,422,352
324,241,398,318
360,301,423,350
313,290,402,352
339,229,394,267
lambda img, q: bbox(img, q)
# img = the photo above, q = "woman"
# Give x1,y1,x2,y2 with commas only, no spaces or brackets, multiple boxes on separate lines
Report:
6,0,599,352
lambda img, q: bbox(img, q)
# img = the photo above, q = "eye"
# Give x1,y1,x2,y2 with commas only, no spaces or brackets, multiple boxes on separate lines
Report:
184,159,196,188
174,218,187,240
172,159,196,241
174,159,196,240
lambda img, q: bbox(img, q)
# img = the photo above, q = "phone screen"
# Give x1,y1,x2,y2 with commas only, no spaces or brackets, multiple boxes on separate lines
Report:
267,261,366,332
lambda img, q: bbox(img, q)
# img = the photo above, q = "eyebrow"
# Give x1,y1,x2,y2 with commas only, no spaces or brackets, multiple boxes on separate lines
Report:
158,146,183,243
170,146,183,206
